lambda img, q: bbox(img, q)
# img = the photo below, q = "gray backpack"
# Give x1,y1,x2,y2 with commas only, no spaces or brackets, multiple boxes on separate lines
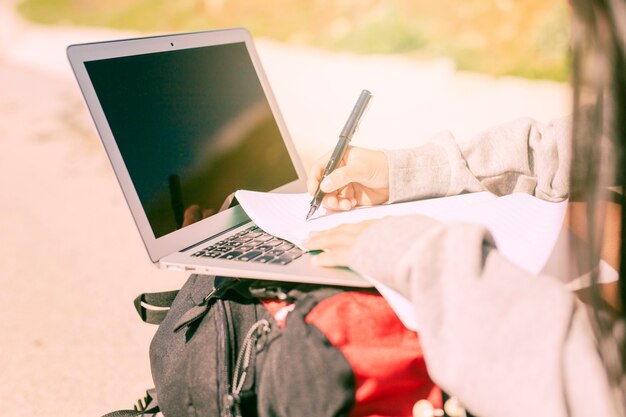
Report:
102,274,468,417
104,274,356,417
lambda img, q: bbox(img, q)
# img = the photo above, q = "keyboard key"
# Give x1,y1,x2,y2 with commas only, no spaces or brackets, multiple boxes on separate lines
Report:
233,237,253,244
189,226,294,266
253,255,275,263
238,251,263,261
281,250,303,260
271,257,293,265
220,251,243,260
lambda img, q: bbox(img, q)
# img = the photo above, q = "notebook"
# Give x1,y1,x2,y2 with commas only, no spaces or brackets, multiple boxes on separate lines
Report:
67,28,371,287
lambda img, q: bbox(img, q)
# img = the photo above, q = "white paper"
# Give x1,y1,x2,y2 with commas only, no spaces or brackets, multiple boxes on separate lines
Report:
235,190,495,245
236,190,566,274
235,190,568,330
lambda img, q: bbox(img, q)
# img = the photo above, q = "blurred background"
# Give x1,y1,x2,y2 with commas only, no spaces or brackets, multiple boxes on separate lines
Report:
1,1,571,416
19,0,569,80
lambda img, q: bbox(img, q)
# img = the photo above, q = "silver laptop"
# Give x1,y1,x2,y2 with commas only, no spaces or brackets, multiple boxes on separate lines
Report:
67,28,369,287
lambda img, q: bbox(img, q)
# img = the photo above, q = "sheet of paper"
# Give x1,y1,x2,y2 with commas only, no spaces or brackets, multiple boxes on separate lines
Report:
442,193,568,275
235,190,495,246
236,190,566,274
235,190,568,331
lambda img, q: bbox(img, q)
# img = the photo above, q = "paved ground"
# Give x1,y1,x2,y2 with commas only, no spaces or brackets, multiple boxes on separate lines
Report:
0,2,570,416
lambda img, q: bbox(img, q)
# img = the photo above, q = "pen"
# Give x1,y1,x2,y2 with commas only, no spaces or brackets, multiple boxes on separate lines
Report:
306,89,373,220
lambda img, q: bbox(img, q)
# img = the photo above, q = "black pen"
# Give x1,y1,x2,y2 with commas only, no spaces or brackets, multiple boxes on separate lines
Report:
306,89,373,220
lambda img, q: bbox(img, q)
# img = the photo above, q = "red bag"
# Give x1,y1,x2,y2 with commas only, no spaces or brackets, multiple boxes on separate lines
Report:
262,291,442,417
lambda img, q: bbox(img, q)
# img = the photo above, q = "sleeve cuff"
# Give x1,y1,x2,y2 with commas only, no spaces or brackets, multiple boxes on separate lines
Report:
383,131,481,203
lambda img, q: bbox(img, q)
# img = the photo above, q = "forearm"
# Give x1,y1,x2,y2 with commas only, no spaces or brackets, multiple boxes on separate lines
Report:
348,216,614,417
384,116,571,203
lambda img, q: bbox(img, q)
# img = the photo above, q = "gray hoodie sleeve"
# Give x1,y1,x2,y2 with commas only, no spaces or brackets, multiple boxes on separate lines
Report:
349,216,617,417
384,116,571,203
350,115,620,416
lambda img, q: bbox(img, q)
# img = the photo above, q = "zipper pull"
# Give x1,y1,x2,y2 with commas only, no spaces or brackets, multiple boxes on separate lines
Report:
222,393,242,417
173,303,210,332
174,279,241,332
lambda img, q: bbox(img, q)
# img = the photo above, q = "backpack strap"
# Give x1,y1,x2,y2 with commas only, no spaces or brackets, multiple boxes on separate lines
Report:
133,290,180,325
247,280,370,303
100,389,160,417
289,287,345,315
100,409,159,417
133,276,243,327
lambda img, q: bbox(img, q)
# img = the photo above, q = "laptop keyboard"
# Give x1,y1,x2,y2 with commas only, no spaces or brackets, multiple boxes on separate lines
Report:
191,226,304,265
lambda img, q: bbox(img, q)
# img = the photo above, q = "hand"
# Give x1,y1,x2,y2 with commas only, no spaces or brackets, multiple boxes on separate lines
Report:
307,146,389,211
182,204,215,227
303,220,379,267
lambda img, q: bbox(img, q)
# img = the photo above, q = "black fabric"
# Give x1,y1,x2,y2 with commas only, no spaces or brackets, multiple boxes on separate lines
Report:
149,274,218,416
149,275,357,417
134,290,180,325
257,293,355,417
101,408,159,417
100,389,161,417
150,275,279,417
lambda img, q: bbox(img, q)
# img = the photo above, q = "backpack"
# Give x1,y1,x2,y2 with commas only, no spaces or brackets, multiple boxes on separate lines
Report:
103,274,471,417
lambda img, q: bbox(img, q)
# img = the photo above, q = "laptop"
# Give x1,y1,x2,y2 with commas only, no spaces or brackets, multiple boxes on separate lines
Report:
67,28,370,287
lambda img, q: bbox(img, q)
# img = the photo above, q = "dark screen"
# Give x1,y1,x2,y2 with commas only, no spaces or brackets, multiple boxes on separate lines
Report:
85,42,298,238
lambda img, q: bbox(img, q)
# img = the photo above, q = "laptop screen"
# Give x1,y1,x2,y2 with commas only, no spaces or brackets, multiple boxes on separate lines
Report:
84,42,298,239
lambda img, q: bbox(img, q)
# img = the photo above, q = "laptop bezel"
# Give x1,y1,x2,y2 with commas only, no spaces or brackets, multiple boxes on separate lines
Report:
67,28,308,263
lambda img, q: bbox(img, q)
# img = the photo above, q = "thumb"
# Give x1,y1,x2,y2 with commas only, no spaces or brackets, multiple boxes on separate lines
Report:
320,165,361,193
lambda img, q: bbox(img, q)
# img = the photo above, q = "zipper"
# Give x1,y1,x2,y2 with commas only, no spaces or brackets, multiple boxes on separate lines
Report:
231,319,271,395
222,317,272,417
216,300,234,417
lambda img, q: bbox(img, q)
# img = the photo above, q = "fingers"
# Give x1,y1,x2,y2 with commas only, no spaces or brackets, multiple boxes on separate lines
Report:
308,161,357,211
338,198,356,210
306,151,331,195
307,148,358,195
305,224,363,249
320,164,361,193
183,205,203,227
303,221,376,267
306,146,389,210
321,193,357,211
306,171,322,195
183,205,215,227
310,248,351,267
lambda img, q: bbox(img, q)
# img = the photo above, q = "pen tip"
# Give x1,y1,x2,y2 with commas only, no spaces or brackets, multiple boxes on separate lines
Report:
306,206,316,221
